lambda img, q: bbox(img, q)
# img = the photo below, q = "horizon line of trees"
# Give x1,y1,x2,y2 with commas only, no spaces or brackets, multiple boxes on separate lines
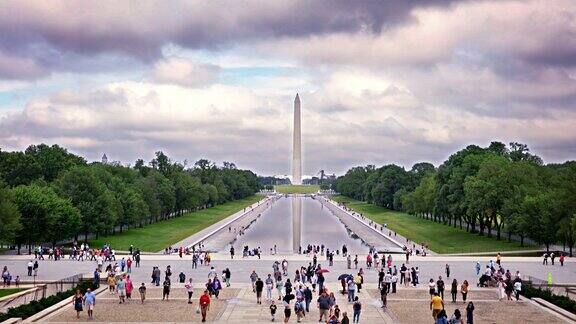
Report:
0,144,260,253
335,142,576,255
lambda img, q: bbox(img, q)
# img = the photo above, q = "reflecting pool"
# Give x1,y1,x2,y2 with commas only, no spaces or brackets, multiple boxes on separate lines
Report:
232,195,368,254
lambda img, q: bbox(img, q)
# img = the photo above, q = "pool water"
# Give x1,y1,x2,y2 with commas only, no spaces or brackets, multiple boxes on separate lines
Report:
232,196,368,254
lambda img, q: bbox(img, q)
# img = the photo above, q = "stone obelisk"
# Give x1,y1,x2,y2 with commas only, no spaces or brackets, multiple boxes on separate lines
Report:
292,93,302,185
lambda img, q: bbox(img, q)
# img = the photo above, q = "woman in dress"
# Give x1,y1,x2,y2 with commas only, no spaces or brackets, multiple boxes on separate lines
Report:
125,275,133,300
72,289,84,319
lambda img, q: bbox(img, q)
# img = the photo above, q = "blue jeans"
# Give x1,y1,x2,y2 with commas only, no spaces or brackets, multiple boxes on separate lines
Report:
353,310,360,322
348,289,355,302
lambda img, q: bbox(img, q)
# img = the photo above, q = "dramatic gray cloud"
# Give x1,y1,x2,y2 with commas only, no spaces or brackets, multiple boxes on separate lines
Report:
0,0,464,79
0,0,575,175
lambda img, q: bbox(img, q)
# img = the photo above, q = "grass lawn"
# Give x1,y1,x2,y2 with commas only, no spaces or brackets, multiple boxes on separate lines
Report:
90,196,262,252
0,288,25,298
274,185,320,194
333,196,535,254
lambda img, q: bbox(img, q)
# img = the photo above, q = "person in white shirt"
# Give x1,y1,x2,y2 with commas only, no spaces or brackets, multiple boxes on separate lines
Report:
384,272,392,292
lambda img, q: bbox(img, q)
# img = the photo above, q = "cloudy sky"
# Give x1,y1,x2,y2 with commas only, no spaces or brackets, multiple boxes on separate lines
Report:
1,0,575,176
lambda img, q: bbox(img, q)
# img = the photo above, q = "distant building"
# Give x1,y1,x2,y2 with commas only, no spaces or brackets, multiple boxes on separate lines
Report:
101,154,108,164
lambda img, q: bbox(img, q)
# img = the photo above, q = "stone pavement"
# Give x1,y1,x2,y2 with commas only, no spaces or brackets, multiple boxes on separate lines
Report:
377,288,566,323
40,281,567,323
43,283,393,323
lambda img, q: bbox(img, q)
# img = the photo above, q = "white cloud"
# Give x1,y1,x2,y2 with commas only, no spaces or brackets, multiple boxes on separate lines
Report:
152,57,220,87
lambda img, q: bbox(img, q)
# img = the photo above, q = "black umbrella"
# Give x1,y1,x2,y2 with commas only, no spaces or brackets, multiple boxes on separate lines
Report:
338,274,352,281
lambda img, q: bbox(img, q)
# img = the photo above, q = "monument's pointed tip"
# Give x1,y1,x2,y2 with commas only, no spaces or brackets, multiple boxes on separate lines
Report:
295,93,300,101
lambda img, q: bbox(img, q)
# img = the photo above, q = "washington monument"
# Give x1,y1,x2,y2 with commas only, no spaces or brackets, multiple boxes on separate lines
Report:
292,93,302,185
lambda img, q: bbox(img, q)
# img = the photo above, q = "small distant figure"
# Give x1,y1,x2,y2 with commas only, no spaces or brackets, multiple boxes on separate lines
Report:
270,300,277,321
138,283,146,303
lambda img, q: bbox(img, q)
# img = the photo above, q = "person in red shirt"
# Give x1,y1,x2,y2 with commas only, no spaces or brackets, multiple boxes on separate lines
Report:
199,290,211,322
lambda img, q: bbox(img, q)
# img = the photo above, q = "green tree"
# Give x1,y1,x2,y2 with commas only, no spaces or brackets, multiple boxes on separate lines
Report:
55,166,117,241
25,144,86,181
12,184,80,253
0,151,43,186
523,191,559,251
0,180,22,243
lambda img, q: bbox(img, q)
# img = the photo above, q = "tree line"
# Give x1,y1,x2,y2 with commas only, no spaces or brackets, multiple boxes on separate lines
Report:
0,144,259,253
335,142,576,255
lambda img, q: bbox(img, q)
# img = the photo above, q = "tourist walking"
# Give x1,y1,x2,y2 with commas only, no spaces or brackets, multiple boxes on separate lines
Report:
27,260,33,276
514,280,522,301
318,290,331,322
451,279,458,302
72,289,84,319
223,268,231,287
437,276,445,300
270,301,277,321
445,264,450,278
380,283,387,308
117,276,126,303
430,292,444,321
84,288,96,320
347,277,356,302
255,277,264,304
428,278,437,298
265,274,274,301
352,296,362,323
139,283,146,303
461,280,469,302
162,278,171,300
250,270,258,292
466,302,475,324
199,290,211,322
185,278,194,304
497,279,506,301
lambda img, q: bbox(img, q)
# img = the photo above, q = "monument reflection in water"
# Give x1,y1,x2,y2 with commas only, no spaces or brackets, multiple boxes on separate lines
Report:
233,195,367,254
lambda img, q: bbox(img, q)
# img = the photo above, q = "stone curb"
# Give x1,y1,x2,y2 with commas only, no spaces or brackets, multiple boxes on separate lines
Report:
531,297,576,322
0,287,41,303
22,286,107,323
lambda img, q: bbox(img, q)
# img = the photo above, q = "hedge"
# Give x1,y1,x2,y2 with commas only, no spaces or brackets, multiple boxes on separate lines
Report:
0,281,95,322
523,284,576,315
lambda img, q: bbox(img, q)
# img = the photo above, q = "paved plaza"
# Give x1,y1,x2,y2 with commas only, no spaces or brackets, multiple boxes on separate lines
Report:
35,281,568,323
2,254,575,285
1,253,575,322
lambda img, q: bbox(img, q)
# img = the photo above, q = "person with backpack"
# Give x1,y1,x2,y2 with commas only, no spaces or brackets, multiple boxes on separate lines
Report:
255,277,264,304
352,296,362,323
